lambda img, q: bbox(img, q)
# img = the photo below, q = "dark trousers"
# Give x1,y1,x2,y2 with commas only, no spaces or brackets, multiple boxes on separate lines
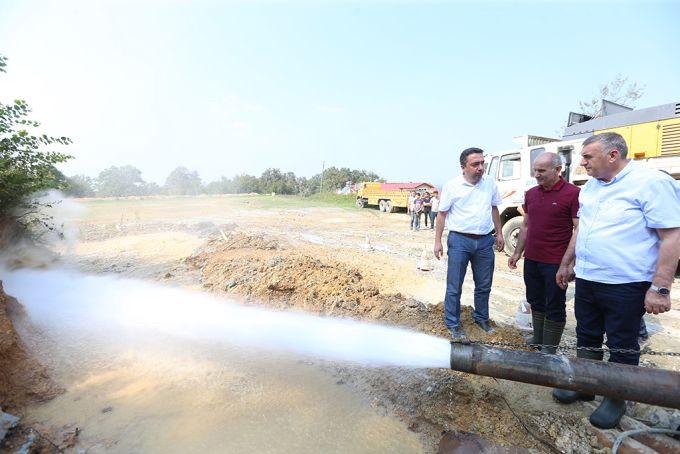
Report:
524,258,566,322
430,211,437,229
423,208,432,226
575,278,649,366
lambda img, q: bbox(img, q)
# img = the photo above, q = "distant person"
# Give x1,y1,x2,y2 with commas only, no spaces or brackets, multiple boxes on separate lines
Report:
430,191,440,230
413,193,424,231
422,192,432,228
508,152,579,359
434,147,504,339
555,132,680,429
408,191,416,230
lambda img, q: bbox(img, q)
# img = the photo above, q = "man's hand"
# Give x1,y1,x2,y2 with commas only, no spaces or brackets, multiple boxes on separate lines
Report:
645,290,671,314
434,240,443,260
508,253,520,269
495,234,505,253
556,263,574,290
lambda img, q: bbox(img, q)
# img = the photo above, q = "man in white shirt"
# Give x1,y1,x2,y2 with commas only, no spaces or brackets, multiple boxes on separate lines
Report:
555,132,680,429
430,191,440,230
434,148,504,339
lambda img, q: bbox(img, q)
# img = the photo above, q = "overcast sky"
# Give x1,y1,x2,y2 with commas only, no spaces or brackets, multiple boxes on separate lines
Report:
1,0,679,186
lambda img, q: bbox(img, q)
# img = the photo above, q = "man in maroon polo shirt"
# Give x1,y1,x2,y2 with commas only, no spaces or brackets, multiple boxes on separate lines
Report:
508,152,579,354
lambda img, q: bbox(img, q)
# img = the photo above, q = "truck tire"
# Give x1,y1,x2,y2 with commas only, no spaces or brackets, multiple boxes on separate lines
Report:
501,217,523,256
356,198,366,208
378,200,386,212
385,200,394,213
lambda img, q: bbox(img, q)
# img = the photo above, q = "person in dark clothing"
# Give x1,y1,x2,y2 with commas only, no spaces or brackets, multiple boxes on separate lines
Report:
422,192,432,228
509,152,580,354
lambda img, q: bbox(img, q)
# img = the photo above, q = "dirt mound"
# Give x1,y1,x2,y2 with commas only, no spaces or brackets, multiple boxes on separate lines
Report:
188,232,524,343
0,281,60,412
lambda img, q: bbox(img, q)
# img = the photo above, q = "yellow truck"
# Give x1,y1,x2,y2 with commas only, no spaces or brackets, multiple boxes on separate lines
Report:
356,182,437,212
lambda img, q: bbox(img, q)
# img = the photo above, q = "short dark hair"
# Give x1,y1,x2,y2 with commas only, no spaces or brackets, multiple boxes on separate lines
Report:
582,132,628,159
460,147,484,167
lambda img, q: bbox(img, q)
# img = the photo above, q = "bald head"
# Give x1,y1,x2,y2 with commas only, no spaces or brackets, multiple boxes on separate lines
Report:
533,152,562,189
534,152,561,169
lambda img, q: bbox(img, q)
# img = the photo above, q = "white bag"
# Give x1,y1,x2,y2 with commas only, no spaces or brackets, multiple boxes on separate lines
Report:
514,298,533,331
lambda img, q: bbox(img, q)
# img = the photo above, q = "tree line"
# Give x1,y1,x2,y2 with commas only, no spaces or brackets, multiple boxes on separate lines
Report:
64,165,382,198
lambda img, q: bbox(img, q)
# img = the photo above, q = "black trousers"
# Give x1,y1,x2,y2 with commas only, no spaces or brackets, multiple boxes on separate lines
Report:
423,207,432,226
524,258,566,322
575,278,649,365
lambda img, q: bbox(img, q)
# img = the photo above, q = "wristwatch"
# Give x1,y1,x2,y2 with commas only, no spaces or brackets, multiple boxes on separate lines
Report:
650,284,671,296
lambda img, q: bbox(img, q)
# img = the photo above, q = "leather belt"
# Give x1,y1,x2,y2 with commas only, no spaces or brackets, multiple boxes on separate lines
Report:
452,231,490,239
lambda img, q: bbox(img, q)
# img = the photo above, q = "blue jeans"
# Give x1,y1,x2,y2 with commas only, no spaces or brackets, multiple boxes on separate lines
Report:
444,231,495,331
575,278,648,365
414,212,421,230
410,211,416,229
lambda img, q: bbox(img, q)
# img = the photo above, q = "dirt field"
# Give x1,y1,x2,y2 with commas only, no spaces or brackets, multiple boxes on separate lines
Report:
4,194,680,453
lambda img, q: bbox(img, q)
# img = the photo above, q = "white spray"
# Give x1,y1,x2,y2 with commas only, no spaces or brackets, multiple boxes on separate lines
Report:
2,268,451,369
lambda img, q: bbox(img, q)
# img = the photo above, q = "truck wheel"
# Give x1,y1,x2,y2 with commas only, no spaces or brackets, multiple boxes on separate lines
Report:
378,200,386,212
385,200,394,213
501,217,523,256
356,198,365,208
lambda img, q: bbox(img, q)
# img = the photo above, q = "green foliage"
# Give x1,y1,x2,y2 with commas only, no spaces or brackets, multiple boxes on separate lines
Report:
0,54,72,220
65,174,96,197
317,166,381,192
258,168,297,194
94,165,147,197
231,174,261,193
164,166,203,195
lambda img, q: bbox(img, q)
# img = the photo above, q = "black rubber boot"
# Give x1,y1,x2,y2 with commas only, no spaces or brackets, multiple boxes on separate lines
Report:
589,397,627,429
552,348,603,404
541,319,565,355
528,311,545,346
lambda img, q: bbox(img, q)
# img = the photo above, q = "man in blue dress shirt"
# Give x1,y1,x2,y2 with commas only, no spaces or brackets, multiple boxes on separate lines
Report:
555,132,680,429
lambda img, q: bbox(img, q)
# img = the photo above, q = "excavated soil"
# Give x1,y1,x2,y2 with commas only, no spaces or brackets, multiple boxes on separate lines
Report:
0,282,59,412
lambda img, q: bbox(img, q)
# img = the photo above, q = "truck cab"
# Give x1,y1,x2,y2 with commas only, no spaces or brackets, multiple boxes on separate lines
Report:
485,136,586,255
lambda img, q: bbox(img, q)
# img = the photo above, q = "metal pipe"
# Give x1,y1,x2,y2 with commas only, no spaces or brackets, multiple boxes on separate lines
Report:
450,342,680,409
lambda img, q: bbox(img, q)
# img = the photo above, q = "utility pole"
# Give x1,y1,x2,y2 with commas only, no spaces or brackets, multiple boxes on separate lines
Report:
319,161,325,193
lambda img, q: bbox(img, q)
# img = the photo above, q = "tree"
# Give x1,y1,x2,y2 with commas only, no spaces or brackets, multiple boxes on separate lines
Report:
258,168,297,194
164,166,203,195
316,166,381,192
232,174,260,193
65,174,96,197
95,165,147,197
0,53,72,228
205,177,235,194
578,75,645,117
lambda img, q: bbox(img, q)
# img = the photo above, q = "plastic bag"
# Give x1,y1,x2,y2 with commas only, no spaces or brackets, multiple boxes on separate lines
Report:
514,298,533,332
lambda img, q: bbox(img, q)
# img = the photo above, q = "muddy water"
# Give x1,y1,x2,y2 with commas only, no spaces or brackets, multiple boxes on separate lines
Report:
15,319,424,453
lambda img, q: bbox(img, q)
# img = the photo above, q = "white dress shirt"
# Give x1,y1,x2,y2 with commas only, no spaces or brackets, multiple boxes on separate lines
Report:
439,175,502,234
575,161,680,284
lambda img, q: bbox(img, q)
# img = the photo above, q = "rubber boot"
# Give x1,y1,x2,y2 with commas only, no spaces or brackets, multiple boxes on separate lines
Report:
541,319,565,355
528,311,545,347
589,397,627,429
552,348,603,404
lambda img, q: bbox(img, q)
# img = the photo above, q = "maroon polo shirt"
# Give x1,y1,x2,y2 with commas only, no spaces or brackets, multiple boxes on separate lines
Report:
523,177,580,264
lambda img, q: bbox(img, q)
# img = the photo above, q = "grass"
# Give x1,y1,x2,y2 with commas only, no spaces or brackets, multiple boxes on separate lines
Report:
71,192,359,223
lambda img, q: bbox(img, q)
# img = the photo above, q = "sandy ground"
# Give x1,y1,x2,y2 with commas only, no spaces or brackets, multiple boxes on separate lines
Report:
5,194,680,453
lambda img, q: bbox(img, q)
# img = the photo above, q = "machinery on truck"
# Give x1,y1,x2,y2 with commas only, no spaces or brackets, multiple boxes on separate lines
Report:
356,182,437,212
488,100,680,255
